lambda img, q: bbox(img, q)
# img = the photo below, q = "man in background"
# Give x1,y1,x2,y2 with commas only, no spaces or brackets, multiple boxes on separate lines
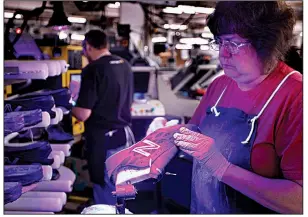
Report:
72,29,134,204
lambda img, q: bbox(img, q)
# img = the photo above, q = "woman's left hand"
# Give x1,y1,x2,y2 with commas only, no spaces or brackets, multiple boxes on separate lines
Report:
173,127,231,181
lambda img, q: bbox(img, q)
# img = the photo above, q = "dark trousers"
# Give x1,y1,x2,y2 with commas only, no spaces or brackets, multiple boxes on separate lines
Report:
84,126,133,204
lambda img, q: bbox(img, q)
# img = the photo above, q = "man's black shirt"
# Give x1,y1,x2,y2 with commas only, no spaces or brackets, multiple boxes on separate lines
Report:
76,55,133,130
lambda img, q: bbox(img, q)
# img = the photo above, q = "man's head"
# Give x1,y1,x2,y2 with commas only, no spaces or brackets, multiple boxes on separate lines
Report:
82,30,109,62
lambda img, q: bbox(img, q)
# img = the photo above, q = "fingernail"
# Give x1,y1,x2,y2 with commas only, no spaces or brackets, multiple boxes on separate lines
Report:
173,133,178,138
180,127,186,132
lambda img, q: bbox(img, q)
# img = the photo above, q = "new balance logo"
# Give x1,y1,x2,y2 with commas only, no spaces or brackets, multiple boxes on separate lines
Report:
132,140,160,157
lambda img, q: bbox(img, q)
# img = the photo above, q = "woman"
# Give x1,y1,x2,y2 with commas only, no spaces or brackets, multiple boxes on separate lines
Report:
172,1,302,214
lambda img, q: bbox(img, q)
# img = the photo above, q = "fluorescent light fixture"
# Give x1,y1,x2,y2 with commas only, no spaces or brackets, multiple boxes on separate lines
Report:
178,5,194,10
170,24,180,30
179,25,188,30
163,7,182,14
71,33,85,41
5,12,13,18
176,44,193,50
15,14,23,19
152,36,167,43
200,45,210,50
5,12,23,19
59,31,68,40
68,17,86,24
178,5,195,14
195,7,215,14
179,37,209,45
108,2,121,9
202,32,214,39
164,24,170,29
164,24,187,30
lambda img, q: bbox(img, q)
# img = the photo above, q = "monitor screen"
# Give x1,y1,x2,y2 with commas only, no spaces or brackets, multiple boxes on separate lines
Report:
69,74,81,105
133,72,150,94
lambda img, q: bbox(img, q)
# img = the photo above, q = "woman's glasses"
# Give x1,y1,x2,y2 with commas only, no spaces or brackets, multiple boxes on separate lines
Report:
209,39,251,54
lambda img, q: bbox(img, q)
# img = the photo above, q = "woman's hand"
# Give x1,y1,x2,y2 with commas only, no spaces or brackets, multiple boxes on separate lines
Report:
173,127,231,181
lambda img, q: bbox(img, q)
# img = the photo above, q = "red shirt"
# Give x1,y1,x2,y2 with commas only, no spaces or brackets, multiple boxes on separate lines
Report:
190,61,303,181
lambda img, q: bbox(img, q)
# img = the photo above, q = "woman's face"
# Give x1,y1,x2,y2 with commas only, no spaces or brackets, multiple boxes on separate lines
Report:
218,34,264,86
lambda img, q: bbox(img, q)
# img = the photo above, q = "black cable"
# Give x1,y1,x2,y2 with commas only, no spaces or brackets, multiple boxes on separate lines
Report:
5,1,47,47
140,4,166,31
141,4,168,24
141,3,196,32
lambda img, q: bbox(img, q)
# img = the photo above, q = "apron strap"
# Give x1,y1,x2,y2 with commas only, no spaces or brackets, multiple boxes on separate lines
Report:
124,126,136,147
211,86,228,117
241,70,299,144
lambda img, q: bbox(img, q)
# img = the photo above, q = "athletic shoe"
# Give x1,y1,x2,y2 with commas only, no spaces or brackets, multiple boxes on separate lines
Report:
4,112,25,136
4,182,22,205
18,88,73,110
5,95,56,118
105,124,199,185
47,125,74,143
5,141,54,165
4,165,43,186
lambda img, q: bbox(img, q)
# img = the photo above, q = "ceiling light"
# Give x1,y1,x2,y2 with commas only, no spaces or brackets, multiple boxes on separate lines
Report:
179,37,209,45
47,2,71,31
152,36,167,43
164,24,187,30
15,14,23,19
178,5,195,14
4,12,13,18
178,5,194,10
164,24,170,29
176,44,193,50
179,25,188,30
170,24,180,30
163,7,182,14
108,2,121,9
71,33,85,41
201,32,214,39
4,12,23,19
59,31,68,40
195,7,215,14
200,45,210,50
68,17,87,24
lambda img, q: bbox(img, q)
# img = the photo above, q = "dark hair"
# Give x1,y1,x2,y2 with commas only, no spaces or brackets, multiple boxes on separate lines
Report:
84,29,108,49
207,1,296,71
285,46,303,74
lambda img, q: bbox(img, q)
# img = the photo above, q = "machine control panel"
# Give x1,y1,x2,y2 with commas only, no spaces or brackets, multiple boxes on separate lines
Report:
131,99,165,116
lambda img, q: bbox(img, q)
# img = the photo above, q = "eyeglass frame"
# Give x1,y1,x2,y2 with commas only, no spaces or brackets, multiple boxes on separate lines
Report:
209,38,251,54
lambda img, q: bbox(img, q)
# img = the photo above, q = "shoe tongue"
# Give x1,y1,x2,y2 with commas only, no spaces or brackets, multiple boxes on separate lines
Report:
14,106,22,112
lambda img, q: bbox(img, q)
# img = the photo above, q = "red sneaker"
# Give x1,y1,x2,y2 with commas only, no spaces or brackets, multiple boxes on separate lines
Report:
105,124,199,185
